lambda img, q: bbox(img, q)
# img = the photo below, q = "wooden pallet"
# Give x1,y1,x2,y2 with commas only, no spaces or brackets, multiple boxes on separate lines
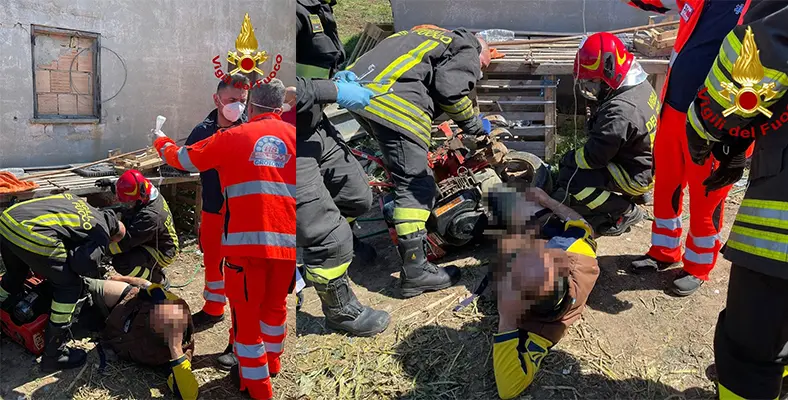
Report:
473,74,557,161
346,23,394,66
110,147,164,173
633,15,677,58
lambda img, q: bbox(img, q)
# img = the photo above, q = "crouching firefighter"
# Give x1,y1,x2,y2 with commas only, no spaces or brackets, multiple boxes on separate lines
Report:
557,32,658,236
109,170,179,288
485,186,599,399
683,1,788,398
0,194,126,371
296,0,390,337
84,275,197,399
347,25,493,297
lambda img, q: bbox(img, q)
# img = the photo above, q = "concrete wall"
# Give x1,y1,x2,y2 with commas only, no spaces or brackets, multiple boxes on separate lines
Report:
0,0,294,168
391,0,655,34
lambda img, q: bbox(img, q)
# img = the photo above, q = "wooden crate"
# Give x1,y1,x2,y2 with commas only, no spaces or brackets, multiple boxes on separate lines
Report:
110,147,164,174
634,15,677,58
346,23,394,66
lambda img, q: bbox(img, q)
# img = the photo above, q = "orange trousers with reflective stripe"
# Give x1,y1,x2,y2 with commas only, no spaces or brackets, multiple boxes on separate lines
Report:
200,211,227,316
648,104,733,281
225,256,294,400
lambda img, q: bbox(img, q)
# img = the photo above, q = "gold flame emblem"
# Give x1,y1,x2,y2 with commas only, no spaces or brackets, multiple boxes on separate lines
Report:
719,26,777,118
227,13,268,75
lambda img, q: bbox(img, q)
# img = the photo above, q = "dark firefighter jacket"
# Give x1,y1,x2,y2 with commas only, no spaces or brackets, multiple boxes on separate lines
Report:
0,194,117,275
562,81,660,197
296,0,344,138
348,27,486,148
185,109,247,215
686,0,788,279
109,194,180,268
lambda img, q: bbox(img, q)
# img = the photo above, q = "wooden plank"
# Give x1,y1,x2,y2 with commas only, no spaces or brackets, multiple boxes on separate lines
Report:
544,74,557,161
477,97,554,105
480,112,546,122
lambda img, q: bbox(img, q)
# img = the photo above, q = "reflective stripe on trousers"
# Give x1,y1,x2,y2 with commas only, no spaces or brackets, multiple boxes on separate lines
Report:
203,290,227,303
260,321,286,336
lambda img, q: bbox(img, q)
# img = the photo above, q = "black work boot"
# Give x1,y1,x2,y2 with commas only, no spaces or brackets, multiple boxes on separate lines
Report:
630,255,677,274
192,310,225,330
314,272,390,337
216,343,237,371
352,234,378,266
671,270,704,296
599,205,645,237
40,322,87,372
398,232,462,298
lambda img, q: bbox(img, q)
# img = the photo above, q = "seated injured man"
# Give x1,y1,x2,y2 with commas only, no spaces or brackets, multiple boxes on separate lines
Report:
485,186,599,399
82,275,198,400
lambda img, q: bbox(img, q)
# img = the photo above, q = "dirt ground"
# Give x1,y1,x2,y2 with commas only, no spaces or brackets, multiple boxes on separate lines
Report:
0,235,298,400
287,188,767,400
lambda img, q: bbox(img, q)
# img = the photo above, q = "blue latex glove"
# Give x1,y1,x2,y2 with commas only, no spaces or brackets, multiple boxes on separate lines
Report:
480,114,492,135
333,70,358,82
335,81,374,111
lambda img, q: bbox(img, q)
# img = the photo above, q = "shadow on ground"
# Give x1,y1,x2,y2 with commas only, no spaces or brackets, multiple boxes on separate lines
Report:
392,323,717,400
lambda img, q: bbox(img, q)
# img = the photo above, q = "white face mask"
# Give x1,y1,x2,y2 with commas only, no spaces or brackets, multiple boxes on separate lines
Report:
220,100,246,122
251,102,285,115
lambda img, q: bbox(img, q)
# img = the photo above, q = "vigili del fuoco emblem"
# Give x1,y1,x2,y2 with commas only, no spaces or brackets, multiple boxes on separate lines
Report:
720,26,778,118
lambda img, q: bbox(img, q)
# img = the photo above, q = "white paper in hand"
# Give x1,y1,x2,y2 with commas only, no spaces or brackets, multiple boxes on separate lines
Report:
156,115,166,131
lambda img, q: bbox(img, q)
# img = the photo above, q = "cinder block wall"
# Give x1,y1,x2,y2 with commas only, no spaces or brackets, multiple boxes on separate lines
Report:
0,0,294,168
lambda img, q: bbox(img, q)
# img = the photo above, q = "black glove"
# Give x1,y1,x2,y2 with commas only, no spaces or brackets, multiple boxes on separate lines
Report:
702,142,748,194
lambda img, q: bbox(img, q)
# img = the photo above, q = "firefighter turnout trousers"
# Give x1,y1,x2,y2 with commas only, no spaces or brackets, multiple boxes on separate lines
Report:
111,248,167,285
354,117,435,237
0,239,82,327
297,122,372,284
648,103,732,280
224,257,294,399
714,264,788,400
199,211,227,316
557,166,639,226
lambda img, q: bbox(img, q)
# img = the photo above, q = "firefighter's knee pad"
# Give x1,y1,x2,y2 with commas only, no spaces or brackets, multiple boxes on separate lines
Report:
493,330,552,399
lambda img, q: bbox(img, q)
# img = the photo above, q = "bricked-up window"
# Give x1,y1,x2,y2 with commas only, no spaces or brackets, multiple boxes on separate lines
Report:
32,25,100,120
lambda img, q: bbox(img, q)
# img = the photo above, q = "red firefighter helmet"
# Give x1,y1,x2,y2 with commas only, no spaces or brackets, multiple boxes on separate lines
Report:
115,170,152,203
573,32,634,91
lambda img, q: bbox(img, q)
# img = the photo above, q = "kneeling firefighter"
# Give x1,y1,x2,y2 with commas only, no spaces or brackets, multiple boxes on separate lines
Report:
557,32,659,236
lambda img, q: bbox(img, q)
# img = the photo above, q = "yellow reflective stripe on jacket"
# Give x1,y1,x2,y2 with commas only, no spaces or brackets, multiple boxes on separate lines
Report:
109,242,122,255
296,63,331,79
143,245,174,267
734,199,788,230
574,148,592,169
368,39,441,92
687,105,720,142
365,98,432,145
161,198,180,253
727,225,788,263
606,163,652,196
372,91,432,133
439,97,475,122
0,214,61,248
0,215,67,260
585,190,611,210
25,213,81,228
51,300,76,314
3,194,69,213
